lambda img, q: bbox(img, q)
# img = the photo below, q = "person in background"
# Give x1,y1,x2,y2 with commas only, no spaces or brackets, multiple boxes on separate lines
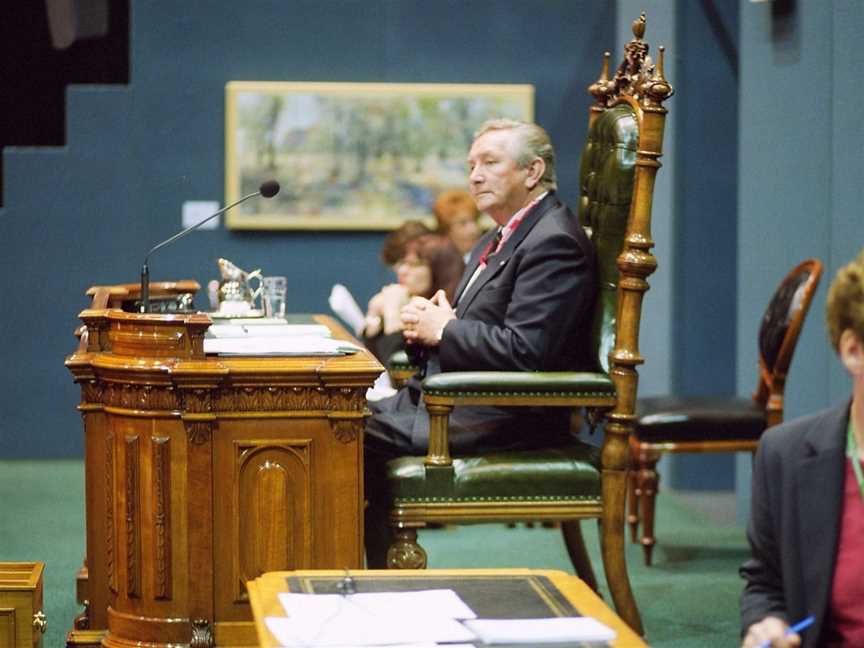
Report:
740,249,864,648
362,234,464,365
433,188,483,263
363,119,597,567
379,219,432,268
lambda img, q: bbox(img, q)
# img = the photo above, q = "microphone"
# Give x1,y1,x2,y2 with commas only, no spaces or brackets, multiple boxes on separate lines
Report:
140,180,280,312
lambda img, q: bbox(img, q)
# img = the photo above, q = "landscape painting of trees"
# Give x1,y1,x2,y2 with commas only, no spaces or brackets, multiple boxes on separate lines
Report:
224,82,533,230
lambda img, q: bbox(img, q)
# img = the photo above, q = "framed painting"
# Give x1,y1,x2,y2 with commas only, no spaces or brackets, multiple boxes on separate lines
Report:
224,82,534,230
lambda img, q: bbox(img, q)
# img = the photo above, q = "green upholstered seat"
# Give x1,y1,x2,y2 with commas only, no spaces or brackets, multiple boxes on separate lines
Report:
388,445,601,505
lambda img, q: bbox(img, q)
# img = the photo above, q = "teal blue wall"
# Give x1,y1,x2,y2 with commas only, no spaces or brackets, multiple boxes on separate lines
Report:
0,1,615,457
3,1,859,477
735,0,864,519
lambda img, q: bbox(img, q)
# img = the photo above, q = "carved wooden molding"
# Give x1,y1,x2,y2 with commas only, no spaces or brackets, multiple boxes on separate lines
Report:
105,432,116,593
152,436,172,600
185,421,214,446
103,383,180,411
181,388,214,414
214,386,328,412
81,380,104,405
329,418,361,444
328,386,367,412
125,435,141,598
191,618,214,648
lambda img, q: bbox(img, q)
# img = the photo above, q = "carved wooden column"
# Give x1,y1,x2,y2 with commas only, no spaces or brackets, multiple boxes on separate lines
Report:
589,13,674,636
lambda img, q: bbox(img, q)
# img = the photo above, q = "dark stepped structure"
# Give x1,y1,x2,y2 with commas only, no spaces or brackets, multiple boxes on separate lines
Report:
0,1,129,205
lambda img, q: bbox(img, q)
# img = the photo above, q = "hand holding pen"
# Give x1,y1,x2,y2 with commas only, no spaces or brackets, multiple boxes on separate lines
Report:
743,615,814,648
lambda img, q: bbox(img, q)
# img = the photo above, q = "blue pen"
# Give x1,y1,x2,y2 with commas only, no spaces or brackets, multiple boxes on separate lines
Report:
756,615,815,648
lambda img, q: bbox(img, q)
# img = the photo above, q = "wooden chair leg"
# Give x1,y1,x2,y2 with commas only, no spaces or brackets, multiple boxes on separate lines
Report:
561,521,598,593
386,527,427,569
600,466,644,635
638,449,662,566
627,463,641,543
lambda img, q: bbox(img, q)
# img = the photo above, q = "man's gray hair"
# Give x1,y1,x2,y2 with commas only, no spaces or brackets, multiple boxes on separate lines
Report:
474,118,557,190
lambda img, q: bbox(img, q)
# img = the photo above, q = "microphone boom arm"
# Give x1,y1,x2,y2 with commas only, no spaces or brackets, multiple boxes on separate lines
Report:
140,188,269,313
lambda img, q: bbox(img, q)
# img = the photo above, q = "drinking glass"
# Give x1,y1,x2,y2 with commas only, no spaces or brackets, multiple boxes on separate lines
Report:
262,276,287,318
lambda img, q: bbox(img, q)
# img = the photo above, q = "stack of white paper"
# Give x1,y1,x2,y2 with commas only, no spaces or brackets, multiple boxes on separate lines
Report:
463,617,616,644
208,323,332,339
203,335,361,356
265,590,476,647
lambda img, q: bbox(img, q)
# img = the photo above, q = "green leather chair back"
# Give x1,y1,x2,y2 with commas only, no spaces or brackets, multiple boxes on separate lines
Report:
578,103,638,374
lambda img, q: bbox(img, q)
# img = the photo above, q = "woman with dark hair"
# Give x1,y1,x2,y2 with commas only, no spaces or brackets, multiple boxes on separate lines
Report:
363,234,464,365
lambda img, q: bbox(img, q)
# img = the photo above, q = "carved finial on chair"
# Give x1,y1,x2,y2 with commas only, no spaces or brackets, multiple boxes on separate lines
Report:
632,12,647,40
612,13,651,100
588,52,613,106
642,46,675,107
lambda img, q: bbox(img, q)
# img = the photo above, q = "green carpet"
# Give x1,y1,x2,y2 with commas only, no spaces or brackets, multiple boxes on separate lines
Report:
0,460,748,647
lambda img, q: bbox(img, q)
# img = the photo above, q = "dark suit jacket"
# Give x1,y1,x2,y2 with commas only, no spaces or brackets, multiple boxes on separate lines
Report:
370,191,597,453
442,191,596,373
740,400,851,647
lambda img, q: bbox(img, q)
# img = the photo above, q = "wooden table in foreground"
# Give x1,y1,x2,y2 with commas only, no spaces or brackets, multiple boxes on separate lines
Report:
65,312,382,647
247,569,649,648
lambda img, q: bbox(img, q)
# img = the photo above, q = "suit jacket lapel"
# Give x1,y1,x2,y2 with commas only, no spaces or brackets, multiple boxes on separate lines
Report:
452,228,496,305
795,401,849,634
455,192,559,315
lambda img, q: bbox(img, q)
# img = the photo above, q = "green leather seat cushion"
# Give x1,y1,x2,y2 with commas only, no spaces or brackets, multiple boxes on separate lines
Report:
387,444,601,504
421,371,615,398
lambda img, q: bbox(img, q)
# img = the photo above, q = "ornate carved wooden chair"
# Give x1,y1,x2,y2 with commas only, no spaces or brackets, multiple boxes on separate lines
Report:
628,258,823,565
378,15,672,634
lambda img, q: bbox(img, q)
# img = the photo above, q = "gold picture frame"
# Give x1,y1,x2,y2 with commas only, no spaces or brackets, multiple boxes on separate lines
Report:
224,82,534,230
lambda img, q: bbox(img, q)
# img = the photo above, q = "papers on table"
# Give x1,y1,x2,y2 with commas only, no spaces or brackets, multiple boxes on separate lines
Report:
264,588,617,647
208,323,331,339
204,335,361,356
266,589,476,647
464,617,616,644
278,589,477,621
203,320,361,356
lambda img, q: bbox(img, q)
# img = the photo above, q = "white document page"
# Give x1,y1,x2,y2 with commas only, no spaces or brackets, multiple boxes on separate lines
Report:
265,589,478,646
329,283,366,336
203,336,361,356
463,617,616,644
207,324,332,339
278,589,477,620
264,609,474,647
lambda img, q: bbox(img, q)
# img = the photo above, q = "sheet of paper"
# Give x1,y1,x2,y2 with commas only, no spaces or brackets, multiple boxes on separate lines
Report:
278,589,477,621
210,316,288,325
203,336,361,356
265,610,475,647
207,323,331,339
463,617,616,644
266,589,478,647
329,283,366,336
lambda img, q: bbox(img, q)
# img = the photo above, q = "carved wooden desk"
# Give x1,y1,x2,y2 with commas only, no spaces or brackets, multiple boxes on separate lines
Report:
65,311,382,647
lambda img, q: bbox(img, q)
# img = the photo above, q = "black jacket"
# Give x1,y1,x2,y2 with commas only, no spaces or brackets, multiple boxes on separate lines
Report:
740,400,851,647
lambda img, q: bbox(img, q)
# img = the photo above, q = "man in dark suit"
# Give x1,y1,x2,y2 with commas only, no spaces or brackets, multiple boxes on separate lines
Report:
740,250,864,648
364,119,597,566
